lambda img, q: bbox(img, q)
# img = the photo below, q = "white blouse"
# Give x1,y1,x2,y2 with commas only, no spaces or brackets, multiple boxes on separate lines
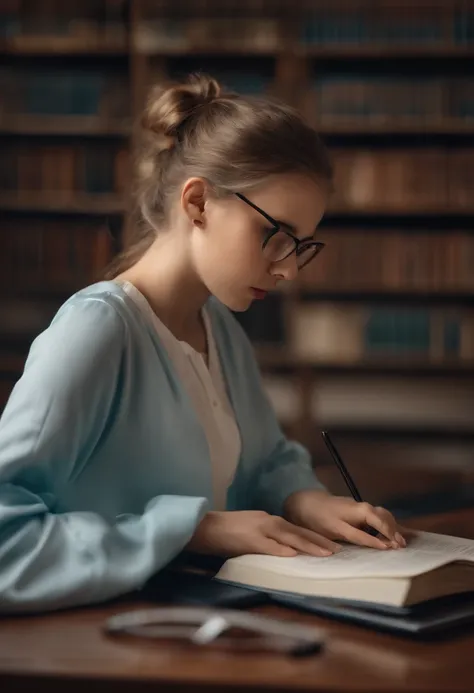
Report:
120,281,241,510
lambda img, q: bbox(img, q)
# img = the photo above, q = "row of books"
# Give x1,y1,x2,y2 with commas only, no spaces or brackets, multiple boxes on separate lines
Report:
4,226,472,296
239,300,474,363
306,77,474,123
135,19,280,53
2,2,474,50
3,73,473,128
0,69,129,120
2,67,473,122
299,231,474,293
299,6,474,46
0,221,113,290
0,145,471,212
135,15,474,53
0,0,126,45
330,148,473,211
0,144,129,196
5,222,472,300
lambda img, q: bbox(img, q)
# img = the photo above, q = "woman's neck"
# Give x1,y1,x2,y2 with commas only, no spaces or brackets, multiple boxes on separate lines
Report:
116,234,210,344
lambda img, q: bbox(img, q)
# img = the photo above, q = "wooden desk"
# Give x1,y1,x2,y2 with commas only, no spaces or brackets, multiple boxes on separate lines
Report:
1,508,474,693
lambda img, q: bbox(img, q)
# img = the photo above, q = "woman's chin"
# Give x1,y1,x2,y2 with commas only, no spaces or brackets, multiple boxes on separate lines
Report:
213,289,255,313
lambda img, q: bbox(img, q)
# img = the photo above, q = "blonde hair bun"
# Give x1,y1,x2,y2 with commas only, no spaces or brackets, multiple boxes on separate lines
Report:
141,73,222,151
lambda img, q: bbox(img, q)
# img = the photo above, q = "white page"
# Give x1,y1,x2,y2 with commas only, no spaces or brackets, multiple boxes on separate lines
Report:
231,531,474,580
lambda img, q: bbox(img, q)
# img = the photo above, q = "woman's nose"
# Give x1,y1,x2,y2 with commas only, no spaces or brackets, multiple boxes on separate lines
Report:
270,254,299,281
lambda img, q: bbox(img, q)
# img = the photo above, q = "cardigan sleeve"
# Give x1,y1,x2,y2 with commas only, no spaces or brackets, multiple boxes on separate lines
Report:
216,303,326,516
0,297,207,614
246,381,326,516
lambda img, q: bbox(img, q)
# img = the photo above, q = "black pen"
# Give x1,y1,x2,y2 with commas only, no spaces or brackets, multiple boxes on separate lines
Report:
321,430,379,537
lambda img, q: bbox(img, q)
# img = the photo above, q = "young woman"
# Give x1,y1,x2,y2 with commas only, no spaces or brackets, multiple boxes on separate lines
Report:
0,74,405,613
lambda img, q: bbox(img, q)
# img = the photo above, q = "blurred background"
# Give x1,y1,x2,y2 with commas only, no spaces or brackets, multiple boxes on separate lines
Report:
0,0,473,519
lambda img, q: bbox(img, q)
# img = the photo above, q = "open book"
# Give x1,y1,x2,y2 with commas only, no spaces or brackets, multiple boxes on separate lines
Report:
214,531,474,608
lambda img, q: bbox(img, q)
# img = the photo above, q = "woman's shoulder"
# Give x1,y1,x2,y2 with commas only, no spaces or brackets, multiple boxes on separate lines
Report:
65,280,129,308
37,280,149,352
54,280,138,325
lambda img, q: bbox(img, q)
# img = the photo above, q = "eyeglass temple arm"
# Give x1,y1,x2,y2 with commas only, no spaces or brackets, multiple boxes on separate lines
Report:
191,614,229,645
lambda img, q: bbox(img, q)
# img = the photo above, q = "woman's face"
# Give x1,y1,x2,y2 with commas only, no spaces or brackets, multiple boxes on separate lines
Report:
189,173,328,312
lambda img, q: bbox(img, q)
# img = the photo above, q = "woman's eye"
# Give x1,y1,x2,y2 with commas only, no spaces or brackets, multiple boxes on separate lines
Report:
262,226,276,238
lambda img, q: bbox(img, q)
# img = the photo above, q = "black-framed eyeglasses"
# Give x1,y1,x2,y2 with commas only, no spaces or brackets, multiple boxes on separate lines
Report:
105,606,324,657
235,192,325,270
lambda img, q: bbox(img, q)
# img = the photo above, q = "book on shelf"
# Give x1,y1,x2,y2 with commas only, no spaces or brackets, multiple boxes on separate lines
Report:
300,230,474,294
0,0,127,50
303,75,474,126
134,17,280,53
215,530,474,608
0,219,113,291
0,67,130,129
291,303,474,364
0,142,129,201
329,148,474,212
298,3,472,47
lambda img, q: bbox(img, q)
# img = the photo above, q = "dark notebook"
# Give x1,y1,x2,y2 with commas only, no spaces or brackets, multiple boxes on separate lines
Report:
271,592,474,638
138,552,269,609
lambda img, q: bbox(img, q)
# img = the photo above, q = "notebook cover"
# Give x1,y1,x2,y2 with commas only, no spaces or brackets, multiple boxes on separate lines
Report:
139,568,270,608
271,592,474,638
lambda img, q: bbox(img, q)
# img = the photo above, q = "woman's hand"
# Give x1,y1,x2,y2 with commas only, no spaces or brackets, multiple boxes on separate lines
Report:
284,490,407,550
187,510,341,558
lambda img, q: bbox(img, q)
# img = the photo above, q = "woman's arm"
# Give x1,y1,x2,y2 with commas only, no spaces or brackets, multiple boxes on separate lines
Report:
216,304,325,516
0,298,207,613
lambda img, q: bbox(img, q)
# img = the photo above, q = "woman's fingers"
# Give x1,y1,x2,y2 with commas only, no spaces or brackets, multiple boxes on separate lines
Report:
258,538,299,557
254,509,409,557
269,518,341,556
276,531,335,556
336,522,392,549
359,504,406,548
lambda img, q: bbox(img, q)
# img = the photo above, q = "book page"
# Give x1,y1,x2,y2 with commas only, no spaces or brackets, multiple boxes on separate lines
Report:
230,532,474,580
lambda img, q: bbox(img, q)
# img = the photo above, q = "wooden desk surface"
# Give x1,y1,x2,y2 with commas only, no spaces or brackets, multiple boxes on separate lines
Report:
1,508,474,693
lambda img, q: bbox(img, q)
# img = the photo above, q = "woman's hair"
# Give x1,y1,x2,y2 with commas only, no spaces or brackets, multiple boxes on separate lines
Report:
105,72,333,278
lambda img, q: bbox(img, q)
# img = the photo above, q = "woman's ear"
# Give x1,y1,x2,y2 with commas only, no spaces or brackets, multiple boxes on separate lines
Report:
181,177,208,228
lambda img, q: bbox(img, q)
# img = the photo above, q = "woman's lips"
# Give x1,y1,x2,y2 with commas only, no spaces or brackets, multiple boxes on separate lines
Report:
251,288,268,299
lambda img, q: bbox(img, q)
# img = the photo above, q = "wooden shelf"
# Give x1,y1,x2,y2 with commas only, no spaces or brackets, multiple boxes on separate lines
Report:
7,40,472,61
297,290,474,306
0,117,131,137
0,40,128,57
327,205,474,217
299,45,474,59
135,45,279,57
318,424,474,441
256,350,474,376
315,120,474,136
0,193,125,215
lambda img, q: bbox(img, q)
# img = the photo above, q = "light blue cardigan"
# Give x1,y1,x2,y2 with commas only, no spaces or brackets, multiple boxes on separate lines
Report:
0,281,322,613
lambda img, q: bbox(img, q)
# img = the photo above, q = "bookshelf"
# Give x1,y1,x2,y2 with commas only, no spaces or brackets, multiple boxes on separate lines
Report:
1,0,473,468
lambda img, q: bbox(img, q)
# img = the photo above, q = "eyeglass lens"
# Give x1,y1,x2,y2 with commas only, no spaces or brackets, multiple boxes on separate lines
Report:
263,231,322,269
